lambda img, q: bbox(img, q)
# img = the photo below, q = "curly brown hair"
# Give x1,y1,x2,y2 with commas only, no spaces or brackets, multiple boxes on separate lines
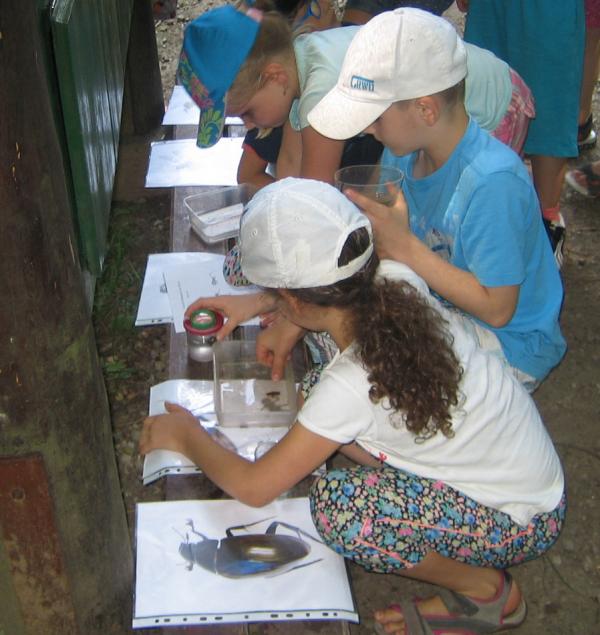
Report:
284,228,463,440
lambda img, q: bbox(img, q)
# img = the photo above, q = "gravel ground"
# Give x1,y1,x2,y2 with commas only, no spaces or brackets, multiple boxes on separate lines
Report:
98,2,600,633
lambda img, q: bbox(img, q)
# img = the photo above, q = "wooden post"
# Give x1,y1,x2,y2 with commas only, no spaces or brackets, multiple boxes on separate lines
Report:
121,0,165,135
0,4,132,634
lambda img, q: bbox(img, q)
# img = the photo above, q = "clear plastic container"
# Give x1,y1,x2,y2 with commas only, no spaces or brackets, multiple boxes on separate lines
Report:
184,184,256,244
213,341,297,427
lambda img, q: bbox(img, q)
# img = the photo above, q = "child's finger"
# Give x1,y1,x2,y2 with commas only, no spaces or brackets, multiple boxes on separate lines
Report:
184,297,219,319
215,318,237,341
164,401,191,414
343,187,387,217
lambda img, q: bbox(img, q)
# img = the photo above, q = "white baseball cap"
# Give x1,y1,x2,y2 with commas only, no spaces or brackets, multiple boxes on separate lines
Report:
239,178,373,288
308,8,467,140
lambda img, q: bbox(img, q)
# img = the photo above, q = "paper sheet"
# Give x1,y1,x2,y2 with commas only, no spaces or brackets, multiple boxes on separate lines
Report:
163,86,244,127
133,498,358,628
145,137,244,187
142,380,288,485
135,252,259,329
163,260,258,333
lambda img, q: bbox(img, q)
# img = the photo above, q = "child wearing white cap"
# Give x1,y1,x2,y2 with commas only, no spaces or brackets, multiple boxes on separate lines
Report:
179,4,533,186
140,178,565,635
308,8,566,390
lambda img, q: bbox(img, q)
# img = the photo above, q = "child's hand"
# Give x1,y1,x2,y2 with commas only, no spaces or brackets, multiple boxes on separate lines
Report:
139,402,199,456
256,316,305,381
259,310,279,328
344,186,413,262
184,293,275,340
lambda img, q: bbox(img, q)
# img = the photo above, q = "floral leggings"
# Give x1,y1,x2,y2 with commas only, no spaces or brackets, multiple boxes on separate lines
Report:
310,466,566,572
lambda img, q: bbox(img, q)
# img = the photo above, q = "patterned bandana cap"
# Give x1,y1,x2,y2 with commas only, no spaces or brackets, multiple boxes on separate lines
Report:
177,6,260,148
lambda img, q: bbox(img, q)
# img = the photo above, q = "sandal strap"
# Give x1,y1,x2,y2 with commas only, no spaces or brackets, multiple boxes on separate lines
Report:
378,572,526,635
397,599,435,635
436,571,512,626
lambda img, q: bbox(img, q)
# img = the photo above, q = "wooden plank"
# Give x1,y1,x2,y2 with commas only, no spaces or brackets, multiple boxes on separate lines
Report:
121,0,164,135
158,124,349,633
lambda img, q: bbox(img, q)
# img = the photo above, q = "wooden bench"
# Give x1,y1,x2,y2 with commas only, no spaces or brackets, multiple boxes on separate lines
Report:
160,124,351,634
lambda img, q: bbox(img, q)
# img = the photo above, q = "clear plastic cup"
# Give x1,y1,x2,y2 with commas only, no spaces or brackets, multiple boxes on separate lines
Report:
334,164,404,206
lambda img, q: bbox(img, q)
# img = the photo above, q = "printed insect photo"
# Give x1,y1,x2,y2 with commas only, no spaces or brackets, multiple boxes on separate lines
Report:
133,498,358,628
176,517,323,578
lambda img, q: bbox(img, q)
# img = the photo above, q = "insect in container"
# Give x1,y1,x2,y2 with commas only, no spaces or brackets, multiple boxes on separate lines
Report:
178,517,324,578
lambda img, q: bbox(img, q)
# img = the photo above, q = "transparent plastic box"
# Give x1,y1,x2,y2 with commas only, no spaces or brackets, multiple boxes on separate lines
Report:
184,184,256,244
213,341,297,427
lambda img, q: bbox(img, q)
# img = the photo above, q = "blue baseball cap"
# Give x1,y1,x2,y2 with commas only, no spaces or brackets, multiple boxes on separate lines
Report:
177,6,261,148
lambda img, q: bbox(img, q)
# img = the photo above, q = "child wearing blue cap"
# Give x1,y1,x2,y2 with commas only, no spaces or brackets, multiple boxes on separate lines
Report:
178,5,535,185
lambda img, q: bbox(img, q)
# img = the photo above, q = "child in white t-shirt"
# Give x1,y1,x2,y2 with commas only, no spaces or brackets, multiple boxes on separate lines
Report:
140,178,565,635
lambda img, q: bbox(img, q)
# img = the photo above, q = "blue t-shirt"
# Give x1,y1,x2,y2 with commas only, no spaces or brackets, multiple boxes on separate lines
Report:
382,119,566,380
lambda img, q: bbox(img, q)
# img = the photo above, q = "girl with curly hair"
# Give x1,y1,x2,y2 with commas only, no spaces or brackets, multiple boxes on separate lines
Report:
140,179,565,635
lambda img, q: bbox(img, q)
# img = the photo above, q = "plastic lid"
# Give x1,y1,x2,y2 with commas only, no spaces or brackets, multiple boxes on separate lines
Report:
183,309,224,335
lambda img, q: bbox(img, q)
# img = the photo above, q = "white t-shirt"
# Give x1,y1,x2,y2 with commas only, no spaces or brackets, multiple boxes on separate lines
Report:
298,261,564,526
291,26,359,131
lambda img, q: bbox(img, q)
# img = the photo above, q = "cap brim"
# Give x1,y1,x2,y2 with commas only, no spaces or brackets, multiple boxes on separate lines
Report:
196,99,225,148
307,86,391,140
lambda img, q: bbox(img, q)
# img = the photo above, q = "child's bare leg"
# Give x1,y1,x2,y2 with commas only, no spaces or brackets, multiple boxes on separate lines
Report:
375,552,522,634
530,154,568,214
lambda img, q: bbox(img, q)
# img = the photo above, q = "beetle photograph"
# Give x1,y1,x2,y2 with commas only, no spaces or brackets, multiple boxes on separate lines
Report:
177,517,324,578
133,497,358,628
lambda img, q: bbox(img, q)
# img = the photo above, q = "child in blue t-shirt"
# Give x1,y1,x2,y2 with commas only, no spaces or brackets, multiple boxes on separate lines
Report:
308,8,566,388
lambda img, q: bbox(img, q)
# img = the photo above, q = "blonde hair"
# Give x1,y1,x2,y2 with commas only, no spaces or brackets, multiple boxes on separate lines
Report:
227,11,295,110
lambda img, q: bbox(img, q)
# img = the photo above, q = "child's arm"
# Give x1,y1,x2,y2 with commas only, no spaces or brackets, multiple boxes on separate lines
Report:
275,121,303,179
184,292,277,340
299,125,345,184
338,442,382,468
255,314,306,381
237,146,275,189
349,188,519,328
139,402,340,507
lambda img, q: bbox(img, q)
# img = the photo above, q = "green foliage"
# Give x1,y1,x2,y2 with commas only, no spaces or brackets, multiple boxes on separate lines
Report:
102,357,135,379
93,204,142,341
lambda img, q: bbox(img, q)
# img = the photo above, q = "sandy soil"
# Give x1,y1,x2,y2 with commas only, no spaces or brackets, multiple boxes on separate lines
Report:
101,2,600,633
